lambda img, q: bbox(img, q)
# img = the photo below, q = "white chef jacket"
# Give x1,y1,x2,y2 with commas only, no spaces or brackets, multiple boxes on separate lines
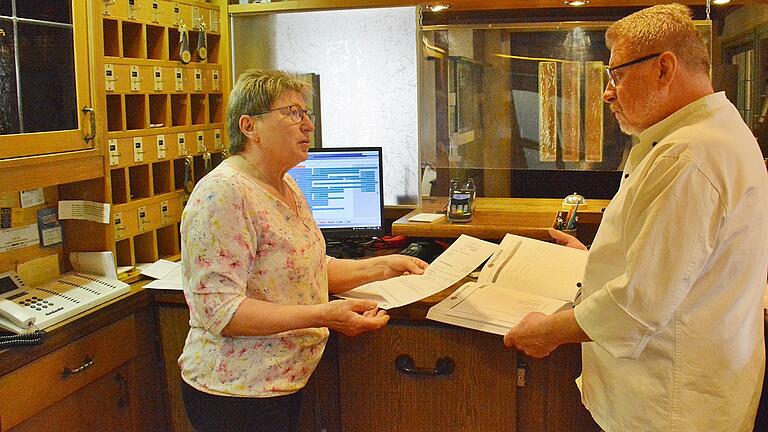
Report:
574,92,768,432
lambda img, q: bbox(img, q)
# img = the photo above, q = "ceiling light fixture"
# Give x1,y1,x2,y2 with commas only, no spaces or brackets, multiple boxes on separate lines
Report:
564,0,589,5
429,4,449,12
712,0,731,4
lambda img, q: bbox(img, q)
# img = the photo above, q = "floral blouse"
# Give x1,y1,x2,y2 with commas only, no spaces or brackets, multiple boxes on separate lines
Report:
178,161,329,397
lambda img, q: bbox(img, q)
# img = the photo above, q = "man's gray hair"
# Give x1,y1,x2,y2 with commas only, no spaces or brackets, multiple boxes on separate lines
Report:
606,3,709,74
226,69,311,154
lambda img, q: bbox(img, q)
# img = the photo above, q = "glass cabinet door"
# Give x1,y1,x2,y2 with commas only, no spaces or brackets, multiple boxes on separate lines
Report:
0,0,92,160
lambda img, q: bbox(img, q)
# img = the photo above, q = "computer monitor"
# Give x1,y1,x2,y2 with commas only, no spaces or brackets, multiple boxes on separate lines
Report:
288,147,385,242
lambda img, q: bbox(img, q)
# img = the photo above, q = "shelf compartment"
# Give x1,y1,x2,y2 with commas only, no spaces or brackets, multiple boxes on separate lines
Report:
171,94,188,126
115,238,133,268
111,168,129,204
145,24,166,60
152,161,172,194
168,27,181,62
193,154,207,182
189,30,200,62
157,225,180,258
149,94,168,128
128,164,151,200
173,158,188,191
124,94,147,130
134,231,158,264
190,94,206,125
211,151,225,170
121,21,144,59
207,33,221,64
103,19,120,57
106,94,123,132
209,94,223,123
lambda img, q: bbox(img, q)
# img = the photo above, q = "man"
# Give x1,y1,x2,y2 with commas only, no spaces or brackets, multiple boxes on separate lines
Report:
503,4,768,431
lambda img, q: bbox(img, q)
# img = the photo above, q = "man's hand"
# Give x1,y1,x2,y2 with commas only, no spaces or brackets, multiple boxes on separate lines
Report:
548,227,588,251
504,312,560,358
321,299,390,336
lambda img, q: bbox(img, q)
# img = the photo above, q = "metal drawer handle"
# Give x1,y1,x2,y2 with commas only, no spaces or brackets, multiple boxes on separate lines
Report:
62,357,94,378
394,354,454,377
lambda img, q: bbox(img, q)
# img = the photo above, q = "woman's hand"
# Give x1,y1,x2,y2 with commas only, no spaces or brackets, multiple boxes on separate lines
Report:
321,299,390,336
548,228,588,251
327,254,429,293
377,254,429,278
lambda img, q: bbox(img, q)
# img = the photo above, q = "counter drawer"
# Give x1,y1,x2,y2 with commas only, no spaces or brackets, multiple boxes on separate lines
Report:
0,316,138,430
338,321,518,431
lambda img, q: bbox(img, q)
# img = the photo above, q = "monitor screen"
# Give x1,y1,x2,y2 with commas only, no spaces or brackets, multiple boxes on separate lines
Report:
288,147,384,241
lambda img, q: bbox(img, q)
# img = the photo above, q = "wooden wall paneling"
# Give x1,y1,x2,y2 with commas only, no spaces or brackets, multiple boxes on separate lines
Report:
156,303,195,432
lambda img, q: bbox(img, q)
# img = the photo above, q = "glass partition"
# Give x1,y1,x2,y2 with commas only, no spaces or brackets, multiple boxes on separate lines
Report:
419,22,712,200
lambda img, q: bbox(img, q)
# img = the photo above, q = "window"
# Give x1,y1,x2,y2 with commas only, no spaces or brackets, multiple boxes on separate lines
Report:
0,0,92,159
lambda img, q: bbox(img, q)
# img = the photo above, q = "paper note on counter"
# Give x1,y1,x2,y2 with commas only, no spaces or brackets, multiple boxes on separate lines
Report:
407,213,445,223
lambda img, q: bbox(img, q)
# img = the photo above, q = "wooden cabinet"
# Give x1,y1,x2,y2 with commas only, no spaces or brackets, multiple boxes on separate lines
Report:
337,320,599,432
152,289,597,432
152,292,339,432
0,290,166,432
98,0,230,271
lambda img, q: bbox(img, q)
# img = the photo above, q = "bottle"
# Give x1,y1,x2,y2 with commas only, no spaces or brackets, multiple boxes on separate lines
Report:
448,177,475,223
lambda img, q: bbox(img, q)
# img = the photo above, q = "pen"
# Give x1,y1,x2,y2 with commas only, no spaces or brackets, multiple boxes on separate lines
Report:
567,203,579,230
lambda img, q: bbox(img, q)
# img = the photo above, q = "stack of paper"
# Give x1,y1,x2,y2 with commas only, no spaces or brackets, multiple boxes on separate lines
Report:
427,233,588,335
141,259,183,290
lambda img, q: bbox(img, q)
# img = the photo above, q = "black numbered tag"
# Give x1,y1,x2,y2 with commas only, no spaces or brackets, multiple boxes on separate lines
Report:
179,23,191,64
184,156,194,193
197,22,208,61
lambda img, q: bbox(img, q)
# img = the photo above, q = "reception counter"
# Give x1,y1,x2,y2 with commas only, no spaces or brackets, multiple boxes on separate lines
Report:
392,197,611,242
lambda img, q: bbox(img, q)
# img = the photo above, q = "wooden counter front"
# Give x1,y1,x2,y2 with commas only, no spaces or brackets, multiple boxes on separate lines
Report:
392,197,610,241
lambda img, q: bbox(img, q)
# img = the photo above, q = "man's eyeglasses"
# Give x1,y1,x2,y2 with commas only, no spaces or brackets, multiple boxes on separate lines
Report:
249,104,315,124
605,52,662,87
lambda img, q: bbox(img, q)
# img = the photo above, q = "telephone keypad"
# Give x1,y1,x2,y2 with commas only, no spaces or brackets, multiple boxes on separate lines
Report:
18,298,54,310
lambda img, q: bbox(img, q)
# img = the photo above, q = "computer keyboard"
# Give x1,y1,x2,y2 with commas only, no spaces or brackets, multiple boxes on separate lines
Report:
399,241,444,263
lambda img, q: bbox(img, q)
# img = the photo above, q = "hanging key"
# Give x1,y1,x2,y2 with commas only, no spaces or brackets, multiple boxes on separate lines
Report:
196,21,208,61
178,22,191,64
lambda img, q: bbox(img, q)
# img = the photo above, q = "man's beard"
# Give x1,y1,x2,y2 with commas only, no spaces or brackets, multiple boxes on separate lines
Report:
616,92,658,136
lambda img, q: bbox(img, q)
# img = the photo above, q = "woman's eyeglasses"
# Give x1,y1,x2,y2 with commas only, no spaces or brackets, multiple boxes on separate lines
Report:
249,105,315,124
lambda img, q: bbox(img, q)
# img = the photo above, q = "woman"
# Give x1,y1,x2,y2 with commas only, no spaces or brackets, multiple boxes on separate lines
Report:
178,69,427,432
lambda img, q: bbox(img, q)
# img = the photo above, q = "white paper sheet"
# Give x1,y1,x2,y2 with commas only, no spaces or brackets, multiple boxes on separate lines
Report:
427,282,569,335
140,259,180,279
0,223,39,252
69,251,118,279
144,264,183,290
339,234,498,309
478,233,586,302
58,200,111,224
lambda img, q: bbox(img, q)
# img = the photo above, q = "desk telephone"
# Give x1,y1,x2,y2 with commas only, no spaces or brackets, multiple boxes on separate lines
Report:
0,271,130,334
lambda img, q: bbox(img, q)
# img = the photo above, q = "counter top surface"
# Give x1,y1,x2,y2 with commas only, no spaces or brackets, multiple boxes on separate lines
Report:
393,197,611,241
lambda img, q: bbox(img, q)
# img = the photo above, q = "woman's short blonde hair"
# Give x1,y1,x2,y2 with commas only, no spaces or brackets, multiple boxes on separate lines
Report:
226,69,311,154
605,3,709,74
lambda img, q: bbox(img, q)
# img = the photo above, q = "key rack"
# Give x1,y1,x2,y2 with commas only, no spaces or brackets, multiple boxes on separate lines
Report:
100,0,228,272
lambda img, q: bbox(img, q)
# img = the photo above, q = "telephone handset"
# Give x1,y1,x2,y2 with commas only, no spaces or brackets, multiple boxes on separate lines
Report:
0,271,35,333
0,271,130,334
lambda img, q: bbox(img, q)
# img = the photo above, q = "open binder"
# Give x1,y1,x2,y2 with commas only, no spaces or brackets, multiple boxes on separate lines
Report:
427,233,588,335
